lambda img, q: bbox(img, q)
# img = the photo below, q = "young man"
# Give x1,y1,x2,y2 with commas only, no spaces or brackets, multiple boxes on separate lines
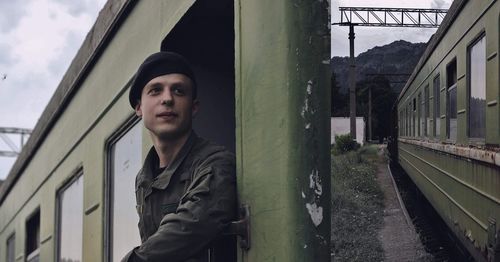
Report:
122,52,237,262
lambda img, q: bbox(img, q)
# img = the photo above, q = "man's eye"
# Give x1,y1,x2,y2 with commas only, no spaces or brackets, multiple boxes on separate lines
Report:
148,87,161,95
173,87,186,96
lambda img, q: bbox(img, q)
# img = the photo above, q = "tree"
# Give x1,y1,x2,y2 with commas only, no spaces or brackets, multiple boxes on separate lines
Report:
356,76,397,142
331,72,348,116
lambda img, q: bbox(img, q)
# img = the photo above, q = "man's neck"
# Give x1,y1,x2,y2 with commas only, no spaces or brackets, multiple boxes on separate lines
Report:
152,131,191,168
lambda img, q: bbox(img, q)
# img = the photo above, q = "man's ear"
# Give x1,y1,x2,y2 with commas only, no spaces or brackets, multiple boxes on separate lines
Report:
135,101,143,117
192,99,200,118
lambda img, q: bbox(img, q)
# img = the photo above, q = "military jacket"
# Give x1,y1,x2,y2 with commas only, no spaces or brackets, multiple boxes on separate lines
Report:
122,132,237,262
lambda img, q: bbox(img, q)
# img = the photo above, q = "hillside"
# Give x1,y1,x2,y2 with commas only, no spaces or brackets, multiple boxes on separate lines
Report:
331,40,427,94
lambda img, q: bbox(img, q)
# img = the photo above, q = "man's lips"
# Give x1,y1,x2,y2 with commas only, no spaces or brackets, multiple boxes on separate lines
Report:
156,112,178,118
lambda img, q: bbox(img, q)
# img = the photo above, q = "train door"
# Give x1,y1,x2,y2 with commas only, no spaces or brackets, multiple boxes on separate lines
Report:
161,1,236,261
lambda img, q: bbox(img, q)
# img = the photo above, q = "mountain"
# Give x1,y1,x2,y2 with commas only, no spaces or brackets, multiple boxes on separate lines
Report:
331,40,427,94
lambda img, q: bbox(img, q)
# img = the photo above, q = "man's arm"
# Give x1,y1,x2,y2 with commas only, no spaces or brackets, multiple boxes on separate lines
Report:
122,153,236,262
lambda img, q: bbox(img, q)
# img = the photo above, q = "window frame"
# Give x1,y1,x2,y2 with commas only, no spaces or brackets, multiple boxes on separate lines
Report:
446,58,458,141
104,114,141,262
25,208,40,262
6,232,15,262
55,167,84,262
424,85,430,137
466,31,487,142
413,98,417,137
418,93,422,137
433,74,441,139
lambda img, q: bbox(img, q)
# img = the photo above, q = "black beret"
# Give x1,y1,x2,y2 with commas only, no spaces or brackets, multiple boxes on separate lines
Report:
129,51,197,108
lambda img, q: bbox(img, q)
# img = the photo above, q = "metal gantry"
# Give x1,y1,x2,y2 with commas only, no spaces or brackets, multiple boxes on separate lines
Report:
332,7,447,139
0,127,31,157
338,7,447,28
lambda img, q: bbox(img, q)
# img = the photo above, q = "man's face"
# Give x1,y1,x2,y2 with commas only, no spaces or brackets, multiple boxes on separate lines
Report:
135,73,199,141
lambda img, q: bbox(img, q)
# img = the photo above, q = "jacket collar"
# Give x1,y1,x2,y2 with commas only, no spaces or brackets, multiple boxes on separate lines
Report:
137,131,197,190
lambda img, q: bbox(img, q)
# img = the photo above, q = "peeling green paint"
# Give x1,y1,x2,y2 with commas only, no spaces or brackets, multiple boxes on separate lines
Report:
235,0,331,261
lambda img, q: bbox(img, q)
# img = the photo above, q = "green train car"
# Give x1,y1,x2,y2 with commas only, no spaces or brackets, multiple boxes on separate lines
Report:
0,1,331,261
393,0,499,261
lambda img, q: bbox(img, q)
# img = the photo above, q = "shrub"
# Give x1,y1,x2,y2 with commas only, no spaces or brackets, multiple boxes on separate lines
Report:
333,134,360,154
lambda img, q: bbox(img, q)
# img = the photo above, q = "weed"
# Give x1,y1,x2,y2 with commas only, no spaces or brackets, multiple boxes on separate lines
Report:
331,147,385,262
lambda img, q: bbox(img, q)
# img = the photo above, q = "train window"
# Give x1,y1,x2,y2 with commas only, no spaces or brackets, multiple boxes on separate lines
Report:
407,103,410,136
6,233,15,262
446,59,457,141
56,172,83,262
406,107,409,136
25,210,40,262
467,34,486,139
106,119,142,261
407,105,410,136
400,110,403,136
433,74,441,137
413,98,417,137
424,85,430,137
419,92,423,137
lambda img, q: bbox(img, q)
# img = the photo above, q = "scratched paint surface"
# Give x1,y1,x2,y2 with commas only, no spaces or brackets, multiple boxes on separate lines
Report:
235,0,331,261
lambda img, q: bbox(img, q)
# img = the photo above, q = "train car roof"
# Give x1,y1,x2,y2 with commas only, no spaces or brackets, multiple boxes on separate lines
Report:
396,0,468,104
0,0,135,205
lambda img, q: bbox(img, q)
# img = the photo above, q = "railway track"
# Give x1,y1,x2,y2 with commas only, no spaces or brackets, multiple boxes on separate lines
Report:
389,162,474,262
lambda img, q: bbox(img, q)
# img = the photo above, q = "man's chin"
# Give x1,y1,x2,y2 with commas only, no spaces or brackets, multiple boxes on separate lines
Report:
154,128,191,141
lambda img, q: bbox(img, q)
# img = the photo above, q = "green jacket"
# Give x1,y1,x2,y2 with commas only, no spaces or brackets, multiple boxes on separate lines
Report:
122,132,237,262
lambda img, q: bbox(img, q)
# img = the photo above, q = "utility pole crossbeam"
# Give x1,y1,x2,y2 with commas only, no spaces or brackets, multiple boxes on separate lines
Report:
0,127,32,157
336,7,447,28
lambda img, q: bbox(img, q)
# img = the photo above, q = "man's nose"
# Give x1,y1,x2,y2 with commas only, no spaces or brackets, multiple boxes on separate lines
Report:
161,89,174,106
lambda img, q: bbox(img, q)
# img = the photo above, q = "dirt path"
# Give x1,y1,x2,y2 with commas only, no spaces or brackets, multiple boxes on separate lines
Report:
375,145,429,261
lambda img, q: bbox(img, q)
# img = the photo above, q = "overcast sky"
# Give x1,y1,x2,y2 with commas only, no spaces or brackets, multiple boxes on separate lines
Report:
331,0,452,57
0,0,453,179
0,0,106,178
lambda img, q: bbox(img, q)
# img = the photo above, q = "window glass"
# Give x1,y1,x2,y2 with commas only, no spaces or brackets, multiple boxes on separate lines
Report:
26,211,40,262
407,106,410,136
405,105,407,136
447,60,457,140
58,174,83,262
110,121,142,261
6,233,14,262
433,75,441,137
413,98,417,137
425,86,430,137
418,93,423,136
448,87,458,140
468,35,486,139
400,111,403,136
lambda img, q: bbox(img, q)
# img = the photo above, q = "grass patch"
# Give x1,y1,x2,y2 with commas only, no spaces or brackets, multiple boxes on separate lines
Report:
331,147,385,262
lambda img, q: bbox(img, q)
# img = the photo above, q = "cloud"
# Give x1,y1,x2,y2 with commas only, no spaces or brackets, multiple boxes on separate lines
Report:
0,42,15,66
0,158,16,179
54,0,106,17
48,31,85,77
0,0,32,33
431,0,447,9
331,0,453,57
0,0,106,178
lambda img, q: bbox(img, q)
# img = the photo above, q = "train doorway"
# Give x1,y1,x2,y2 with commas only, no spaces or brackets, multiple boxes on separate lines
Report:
161,0,235,153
